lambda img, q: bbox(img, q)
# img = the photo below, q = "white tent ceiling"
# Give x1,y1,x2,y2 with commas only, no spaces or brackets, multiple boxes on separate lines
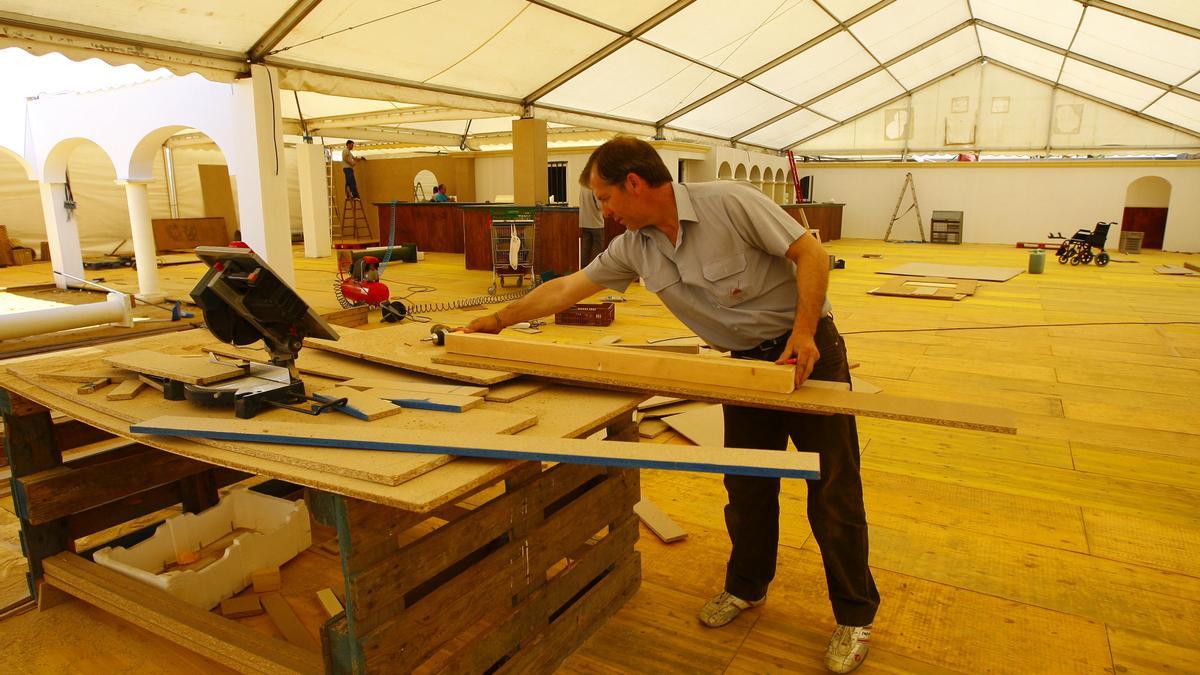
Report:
1,0,1197,152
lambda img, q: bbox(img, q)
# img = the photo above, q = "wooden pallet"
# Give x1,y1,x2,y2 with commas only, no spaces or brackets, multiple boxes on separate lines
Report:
315,461,642,673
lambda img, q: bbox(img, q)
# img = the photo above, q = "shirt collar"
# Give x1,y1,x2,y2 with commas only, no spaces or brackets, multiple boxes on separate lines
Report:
672,182,698,225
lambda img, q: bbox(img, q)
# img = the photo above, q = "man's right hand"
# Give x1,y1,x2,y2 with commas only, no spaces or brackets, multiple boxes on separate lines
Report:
463,312,504,334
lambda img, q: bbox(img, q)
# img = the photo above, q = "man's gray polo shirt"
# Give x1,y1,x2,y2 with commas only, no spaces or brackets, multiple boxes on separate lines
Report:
583,181,833,352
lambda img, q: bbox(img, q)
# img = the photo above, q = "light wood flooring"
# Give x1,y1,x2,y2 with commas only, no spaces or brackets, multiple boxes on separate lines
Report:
1,240,1198,673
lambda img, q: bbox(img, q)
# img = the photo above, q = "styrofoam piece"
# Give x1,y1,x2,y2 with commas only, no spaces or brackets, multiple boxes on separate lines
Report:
93,488,312,610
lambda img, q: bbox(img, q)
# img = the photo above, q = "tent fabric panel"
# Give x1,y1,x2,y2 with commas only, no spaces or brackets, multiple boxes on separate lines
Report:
818,0,881,22
1071,8,1200,85
537,0,678,31
642,0,835,77
887,27,979,91
1059,58,1164,111
276,1,614,100
669,84,794,137
977,26,1064,82
538,41,733,122
1106,0,1200,29
740,109,833,149
281,91,420,120
751,32,877,104
423,4,618,98
0,0,293,52
849,0,971,63
970,0,1083,48
808,70,904,121
1144,93,1200,134
1183,73,1200,96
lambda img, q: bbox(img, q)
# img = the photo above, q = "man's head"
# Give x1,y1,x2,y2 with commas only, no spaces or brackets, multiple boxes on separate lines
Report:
581,137,673,232
346,140,355,149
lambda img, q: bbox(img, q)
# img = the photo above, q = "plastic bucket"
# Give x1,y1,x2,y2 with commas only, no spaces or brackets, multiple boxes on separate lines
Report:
1028,249,1045,274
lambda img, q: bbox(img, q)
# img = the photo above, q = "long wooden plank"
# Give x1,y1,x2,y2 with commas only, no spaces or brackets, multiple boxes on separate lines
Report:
41,552,321,674
304,324,516,385
311,386,402,421
433,352,1017,434
340,378,488,398
878,262,1023,282
102,350,246,385
445,333,795,394
131,416,821,479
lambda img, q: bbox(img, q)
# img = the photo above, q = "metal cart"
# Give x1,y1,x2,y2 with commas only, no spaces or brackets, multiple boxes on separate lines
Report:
488,206,537,294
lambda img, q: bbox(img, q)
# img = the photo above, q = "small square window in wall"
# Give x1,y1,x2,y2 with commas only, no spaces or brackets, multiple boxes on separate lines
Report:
991,97,1010,114
951,97,970,114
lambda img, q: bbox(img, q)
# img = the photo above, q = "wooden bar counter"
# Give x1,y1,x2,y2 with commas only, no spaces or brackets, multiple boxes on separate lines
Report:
781,203,844,241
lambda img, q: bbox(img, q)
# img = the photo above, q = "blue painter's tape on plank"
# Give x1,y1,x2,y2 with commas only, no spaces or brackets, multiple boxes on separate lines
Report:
129,416,820,480
383,397,464,413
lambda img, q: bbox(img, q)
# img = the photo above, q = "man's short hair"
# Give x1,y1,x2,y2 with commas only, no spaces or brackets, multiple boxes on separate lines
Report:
346,140,355,147
580,136,672,188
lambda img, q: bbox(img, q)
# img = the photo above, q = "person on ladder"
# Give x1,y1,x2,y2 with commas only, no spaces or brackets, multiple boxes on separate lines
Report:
342,140,366,199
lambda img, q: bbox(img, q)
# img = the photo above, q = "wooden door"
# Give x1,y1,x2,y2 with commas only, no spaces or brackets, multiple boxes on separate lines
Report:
1120,207,1167,249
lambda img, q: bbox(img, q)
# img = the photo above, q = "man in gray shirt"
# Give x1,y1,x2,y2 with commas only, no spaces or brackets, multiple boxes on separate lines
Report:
466,137,878,673
578,185,606,267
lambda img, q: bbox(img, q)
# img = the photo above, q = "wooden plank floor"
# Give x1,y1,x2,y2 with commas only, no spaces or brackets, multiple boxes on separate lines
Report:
2,240,1199,673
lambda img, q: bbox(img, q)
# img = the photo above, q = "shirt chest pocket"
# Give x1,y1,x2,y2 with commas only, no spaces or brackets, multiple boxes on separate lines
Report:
641,262,682,293
702,252,753,306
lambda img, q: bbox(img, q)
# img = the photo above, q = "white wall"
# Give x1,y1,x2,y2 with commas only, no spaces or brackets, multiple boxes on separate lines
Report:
804,161,1200,251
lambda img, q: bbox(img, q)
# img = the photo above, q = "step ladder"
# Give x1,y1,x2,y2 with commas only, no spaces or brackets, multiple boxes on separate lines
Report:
324,146,339,229
884,172,926,242
785,151,813,231
337,196,372,241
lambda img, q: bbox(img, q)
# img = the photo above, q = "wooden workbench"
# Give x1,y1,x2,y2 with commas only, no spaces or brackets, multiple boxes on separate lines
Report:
0,331,644,673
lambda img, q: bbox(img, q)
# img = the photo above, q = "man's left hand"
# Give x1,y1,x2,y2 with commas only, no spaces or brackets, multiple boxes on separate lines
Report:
776,333,820,387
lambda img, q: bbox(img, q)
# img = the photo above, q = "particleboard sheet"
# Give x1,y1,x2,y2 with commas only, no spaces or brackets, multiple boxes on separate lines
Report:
869,276,979,301
613,343,702,354
0,369,530,512
1154,265,1200,276
102,350,246,385
851,376,883,394
105,378,147,401
7,362,537,488
304,324,516,385
132,415,822,479
878,262,1023,282
433,351,1016,434
633,499,688,543
361,387,483,413
638,418,670,438
312,386,403,421
445,332,795,394
638,396,685,411
662,405,724,447
340,378,488,398
1186,262,1200,273
202,342,471,386
483,378,549,403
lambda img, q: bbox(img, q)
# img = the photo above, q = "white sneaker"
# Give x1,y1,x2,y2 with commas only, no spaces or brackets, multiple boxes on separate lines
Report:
825,624,871,673
697,591,765,628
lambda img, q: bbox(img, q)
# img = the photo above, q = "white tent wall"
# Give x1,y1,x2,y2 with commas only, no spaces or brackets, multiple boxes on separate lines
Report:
802,162,1200,251
793,63,1200,154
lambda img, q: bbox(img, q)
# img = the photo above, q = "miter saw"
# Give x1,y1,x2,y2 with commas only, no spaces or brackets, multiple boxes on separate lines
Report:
178,246,342,418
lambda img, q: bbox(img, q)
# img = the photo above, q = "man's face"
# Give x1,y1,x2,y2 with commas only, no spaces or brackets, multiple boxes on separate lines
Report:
589,170,651,232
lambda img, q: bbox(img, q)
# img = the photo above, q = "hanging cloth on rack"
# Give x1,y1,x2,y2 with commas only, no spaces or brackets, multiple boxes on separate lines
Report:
509,224,521,270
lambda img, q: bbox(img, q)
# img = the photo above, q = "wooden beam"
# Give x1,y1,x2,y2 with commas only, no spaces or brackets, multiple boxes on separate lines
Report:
444,333,795,394
432,350,1017,434
42,552,321,674
130,416,821,479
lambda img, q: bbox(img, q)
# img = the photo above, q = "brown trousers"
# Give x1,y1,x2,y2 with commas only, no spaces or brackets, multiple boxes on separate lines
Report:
722,316,880,627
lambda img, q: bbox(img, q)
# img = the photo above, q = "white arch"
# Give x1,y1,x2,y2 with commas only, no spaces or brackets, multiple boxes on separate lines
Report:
1124,176,1171,208
0,145,35,181
734,163,748,181
718,161,732,180
749,166,761,183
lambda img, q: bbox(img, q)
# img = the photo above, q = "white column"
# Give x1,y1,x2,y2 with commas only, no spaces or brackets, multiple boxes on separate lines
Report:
296,142,331,258
123,181,164,302
230,64,295,285
37,182,85,289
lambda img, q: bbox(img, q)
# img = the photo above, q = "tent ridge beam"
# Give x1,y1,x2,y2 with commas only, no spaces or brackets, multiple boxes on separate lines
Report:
654,0,899,127
812,0,907,94
1071,0,1200,41
522,0,696,104
249,0,326,62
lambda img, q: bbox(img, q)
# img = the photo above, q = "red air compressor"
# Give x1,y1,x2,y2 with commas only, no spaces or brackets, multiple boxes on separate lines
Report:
335,249,390,307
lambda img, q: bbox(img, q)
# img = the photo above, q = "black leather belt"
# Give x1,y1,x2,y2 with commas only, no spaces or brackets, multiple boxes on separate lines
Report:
733,315,834,358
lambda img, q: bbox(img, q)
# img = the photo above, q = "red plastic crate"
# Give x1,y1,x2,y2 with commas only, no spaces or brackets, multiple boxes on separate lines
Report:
554,302,615,326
